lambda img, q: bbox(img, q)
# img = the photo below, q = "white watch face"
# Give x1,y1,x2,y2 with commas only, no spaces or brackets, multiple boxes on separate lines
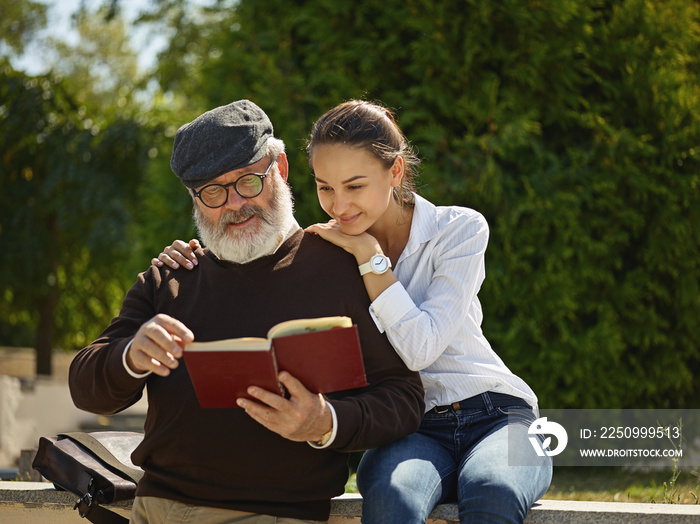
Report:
371,255,389,273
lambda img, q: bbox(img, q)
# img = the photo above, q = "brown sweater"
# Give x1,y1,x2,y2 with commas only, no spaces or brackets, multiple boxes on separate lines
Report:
69,228,424,520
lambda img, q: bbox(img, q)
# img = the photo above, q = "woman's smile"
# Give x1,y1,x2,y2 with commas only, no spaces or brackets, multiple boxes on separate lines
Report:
337,213,361,225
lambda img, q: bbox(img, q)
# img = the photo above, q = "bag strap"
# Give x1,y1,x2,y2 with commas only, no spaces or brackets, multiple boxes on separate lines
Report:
75,496,130,524
59,432,144,484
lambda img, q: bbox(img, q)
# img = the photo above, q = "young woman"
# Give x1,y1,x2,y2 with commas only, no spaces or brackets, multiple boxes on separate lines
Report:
156,100,552,524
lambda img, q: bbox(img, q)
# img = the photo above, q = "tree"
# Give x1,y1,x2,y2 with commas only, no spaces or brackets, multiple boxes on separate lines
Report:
0,0,47,56
0,63,150,374
0,1,196,374
44,3,142,106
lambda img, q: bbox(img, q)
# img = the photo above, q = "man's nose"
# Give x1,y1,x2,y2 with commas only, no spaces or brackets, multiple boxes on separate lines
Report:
223,187,248,209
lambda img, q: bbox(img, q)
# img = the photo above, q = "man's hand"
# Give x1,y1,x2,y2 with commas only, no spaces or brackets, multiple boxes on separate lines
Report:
237,371,333,443
152,239,201,270
126,314,194,377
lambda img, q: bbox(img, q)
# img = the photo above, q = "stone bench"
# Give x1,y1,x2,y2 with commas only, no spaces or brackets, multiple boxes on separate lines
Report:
2,481,699,523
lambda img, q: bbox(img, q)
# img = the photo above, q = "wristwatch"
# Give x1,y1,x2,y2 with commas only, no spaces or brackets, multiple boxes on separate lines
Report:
358,254,392,276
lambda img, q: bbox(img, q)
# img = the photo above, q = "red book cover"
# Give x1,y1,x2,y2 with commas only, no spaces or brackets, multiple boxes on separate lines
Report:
183,341,281,409
273,326,367,394
183,317,367,409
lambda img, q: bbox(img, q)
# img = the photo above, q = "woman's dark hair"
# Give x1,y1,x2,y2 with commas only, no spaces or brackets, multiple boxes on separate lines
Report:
307,100,420,205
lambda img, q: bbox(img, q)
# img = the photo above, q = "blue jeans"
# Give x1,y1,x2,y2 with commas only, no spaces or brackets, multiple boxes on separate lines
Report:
357,394,552,524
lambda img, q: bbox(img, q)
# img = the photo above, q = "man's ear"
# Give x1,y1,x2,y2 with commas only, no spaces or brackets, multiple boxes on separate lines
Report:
277,153,289,182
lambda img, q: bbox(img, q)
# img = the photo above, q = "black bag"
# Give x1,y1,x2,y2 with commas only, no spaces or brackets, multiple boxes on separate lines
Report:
32,431,144,524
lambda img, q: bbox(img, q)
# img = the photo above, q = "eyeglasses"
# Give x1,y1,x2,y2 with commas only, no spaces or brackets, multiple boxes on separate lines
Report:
192,160,276,208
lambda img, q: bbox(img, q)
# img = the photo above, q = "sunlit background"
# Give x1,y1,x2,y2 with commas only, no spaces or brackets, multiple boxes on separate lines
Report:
1,0,699,486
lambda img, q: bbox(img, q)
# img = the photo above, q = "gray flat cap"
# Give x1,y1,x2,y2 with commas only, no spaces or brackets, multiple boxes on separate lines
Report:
170,100,273,188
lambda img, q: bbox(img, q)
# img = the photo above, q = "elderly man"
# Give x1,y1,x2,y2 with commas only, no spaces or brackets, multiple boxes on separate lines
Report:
69,100,424,523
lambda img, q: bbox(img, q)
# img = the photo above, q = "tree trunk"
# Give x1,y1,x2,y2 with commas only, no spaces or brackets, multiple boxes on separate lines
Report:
35,286,58,376
35,215,60,376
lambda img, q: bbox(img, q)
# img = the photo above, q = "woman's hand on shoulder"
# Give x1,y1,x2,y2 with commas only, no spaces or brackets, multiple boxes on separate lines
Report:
152,239,201,270
305,221,380,264
305,220,346,244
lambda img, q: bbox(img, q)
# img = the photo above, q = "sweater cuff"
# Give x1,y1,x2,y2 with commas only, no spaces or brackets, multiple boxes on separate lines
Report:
122,339,152,379
307,402,338,449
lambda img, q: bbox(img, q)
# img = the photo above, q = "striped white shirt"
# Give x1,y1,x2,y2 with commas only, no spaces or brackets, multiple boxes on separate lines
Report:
369,194,538,412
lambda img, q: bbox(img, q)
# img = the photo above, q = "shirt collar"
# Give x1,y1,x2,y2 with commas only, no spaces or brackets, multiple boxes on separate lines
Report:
400,193,439,263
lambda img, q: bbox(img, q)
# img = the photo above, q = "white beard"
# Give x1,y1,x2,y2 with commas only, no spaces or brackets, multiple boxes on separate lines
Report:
193,174,296,264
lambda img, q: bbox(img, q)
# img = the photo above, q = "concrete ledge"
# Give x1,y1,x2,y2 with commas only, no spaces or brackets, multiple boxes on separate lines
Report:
2,482,699,523
523,499,700,523
0,481,132,523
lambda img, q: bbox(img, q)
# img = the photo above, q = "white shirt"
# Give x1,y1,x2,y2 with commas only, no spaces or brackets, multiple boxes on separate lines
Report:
369,194,538,412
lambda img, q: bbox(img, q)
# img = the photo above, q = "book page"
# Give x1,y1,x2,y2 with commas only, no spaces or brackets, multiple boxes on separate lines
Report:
267,316,352,339
186,337,271,352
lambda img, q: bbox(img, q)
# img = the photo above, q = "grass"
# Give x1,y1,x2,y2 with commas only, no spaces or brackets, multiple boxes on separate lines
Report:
544,466,700,504
345,467,700,505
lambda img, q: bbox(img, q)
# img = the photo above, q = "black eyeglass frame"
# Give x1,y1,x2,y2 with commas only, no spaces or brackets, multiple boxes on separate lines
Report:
191,160,277,208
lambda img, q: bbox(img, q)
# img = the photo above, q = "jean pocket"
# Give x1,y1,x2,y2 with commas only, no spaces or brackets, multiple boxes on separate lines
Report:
496,406,536,426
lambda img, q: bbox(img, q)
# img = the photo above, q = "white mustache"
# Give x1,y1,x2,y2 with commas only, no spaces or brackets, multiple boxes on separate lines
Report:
219,206,265,228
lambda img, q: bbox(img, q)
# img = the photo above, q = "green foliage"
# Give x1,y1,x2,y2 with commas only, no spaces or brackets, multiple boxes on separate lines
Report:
0,62,150,355
125,101,199,279
45,4,141,104
147,0,700,408
0,0,47,55
0,1,196,371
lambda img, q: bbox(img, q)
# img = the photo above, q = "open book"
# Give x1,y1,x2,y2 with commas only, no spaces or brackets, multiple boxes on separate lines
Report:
183,316,367,408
